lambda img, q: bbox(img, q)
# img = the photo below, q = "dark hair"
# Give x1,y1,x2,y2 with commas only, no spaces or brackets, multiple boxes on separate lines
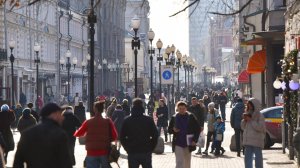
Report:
94,101,105,113
191,97,197,100
176,101,187,107
132,98,143,107
237,98,243,103
27,102,34,108
246,101,255,111
40,103,62,117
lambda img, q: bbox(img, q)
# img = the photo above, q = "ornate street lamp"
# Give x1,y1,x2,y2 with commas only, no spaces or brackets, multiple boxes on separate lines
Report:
176,50,182,101
131,15,141,97
33,42,41,110
60,50,77,104
148,28,155,102
9,39,16,106
182,54,187,91
156,38,163,98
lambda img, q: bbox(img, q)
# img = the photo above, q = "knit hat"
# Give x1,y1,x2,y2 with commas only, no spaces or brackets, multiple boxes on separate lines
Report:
40,103,62,117
22,108,31,116
0,104,9,112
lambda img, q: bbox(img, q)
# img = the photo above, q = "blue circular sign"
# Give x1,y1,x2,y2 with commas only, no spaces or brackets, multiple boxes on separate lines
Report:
162,70,172,80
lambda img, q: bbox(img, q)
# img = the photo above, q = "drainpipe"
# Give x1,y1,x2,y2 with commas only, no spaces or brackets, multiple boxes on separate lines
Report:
81,18,85,99
243,16,256,97
57,10,63,102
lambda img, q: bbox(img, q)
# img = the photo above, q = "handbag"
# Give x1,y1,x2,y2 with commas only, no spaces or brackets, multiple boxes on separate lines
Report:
196,132,205,148
108,144,120,165
216,133,223,141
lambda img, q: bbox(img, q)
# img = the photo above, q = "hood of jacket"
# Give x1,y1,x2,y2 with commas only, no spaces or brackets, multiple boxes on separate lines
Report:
248,98,261,113
234,102,245,110
131,106,145,117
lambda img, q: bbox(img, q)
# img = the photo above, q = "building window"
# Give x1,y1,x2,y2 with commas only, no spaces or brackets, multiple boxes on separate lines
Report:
218,36,223,44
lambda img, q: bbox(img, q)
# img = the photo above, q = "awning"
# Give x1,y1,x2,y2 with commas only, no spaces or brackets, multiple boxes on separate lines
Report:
238,70,249,84
246,49,266,74
241,38,266,46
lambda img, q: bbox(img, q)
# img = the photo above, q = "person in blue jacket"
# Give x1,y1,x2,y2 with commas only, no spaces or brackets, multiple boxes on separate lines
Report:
214,115,225,156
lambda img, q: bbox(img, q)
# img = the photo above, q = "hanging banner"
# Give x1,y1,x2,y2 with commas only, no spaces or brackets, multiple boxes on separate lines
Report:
161,65,173,84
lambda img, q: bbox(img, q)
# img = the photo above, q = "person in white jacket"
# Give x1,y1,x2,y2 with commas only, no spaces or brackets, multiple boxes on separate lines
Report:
241,98,266,168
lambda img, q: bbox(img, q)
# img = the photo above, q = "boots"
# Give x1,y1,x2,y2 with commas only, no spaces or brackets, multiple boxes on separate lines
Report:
165,135,168,142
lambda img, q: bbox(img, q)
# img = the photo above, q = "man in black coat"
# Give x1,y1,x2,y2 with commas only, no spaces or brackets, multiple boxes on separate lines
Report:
13,103,72,168
120,98,158,168
188,97,205,155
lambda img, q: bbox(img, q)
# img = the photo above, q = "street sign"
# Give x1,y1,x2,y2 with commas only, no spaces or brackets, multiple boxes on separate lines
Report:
161,65,173,84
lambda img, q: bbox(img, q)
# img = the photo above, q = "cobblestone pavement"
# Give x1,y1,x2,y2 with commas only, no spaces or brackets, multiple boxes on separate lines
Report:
6,105,298,168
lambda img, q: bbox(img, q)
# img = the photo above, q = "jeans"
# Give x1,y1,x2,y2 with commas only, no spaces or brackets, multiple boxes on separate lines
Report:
157,127,168,137
220,105,226,120
244,145,263,168
86,155,111,168
128,152,152,168
234,129,242,154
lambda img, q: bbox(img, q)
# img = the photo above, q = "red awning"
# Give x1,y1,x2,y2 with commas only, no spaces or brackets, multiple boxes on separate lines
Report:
246,49,266,74
238,70,249,84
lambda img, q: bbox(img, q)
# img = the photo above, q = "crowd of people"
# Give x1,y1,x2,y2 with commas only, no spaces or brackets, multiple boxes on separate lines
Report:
0,86,267,168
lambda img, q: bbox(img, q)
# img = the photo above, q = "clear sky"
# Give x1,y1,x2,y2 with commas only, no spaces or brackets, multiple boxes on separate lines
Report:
148,0,189,55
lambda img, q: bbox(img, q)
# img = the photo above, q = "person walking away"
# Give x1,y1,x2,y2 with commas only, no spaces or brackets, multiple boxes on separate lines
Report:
203,95,211,113
212,92,220,110
214,116,225,156
230,98,245,157
19,92,27,108
0,104,15,164
120,98,158,168
74,101,86,124
36,96,44,111
106,97,117,118
203,102,219,155
188,97,205,155
74,101,118,168
17,108,37,134
62,106,81,166
219,92,228,121
11,104,23,131
13,103,72,168
241,98,266,168
27,102,39,122
121,99,131,116
111,104,126,150
156,99,169,142
73,93,80,107
168,101,200,168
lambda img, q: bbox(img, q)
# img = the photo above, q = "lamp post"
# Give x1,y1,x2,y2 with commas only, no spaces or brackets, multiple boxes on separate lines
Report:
116,59,120,90
202,65,207,87
88,0,97,115
81,59,87,101
102,58,107,92
60,50,77,104
131,15,141,98
176,50,182,101
182,55,187,91
148,28,155,102
33,42,41,109
156,38,163,98
9,39,16,106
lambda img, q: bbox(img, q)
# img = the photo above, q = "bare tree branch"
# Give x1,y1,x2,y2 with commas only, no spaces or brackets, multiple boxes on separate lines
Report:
208,0,253,16
28,0,39,6
169,0,199,17
189,0,200,17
